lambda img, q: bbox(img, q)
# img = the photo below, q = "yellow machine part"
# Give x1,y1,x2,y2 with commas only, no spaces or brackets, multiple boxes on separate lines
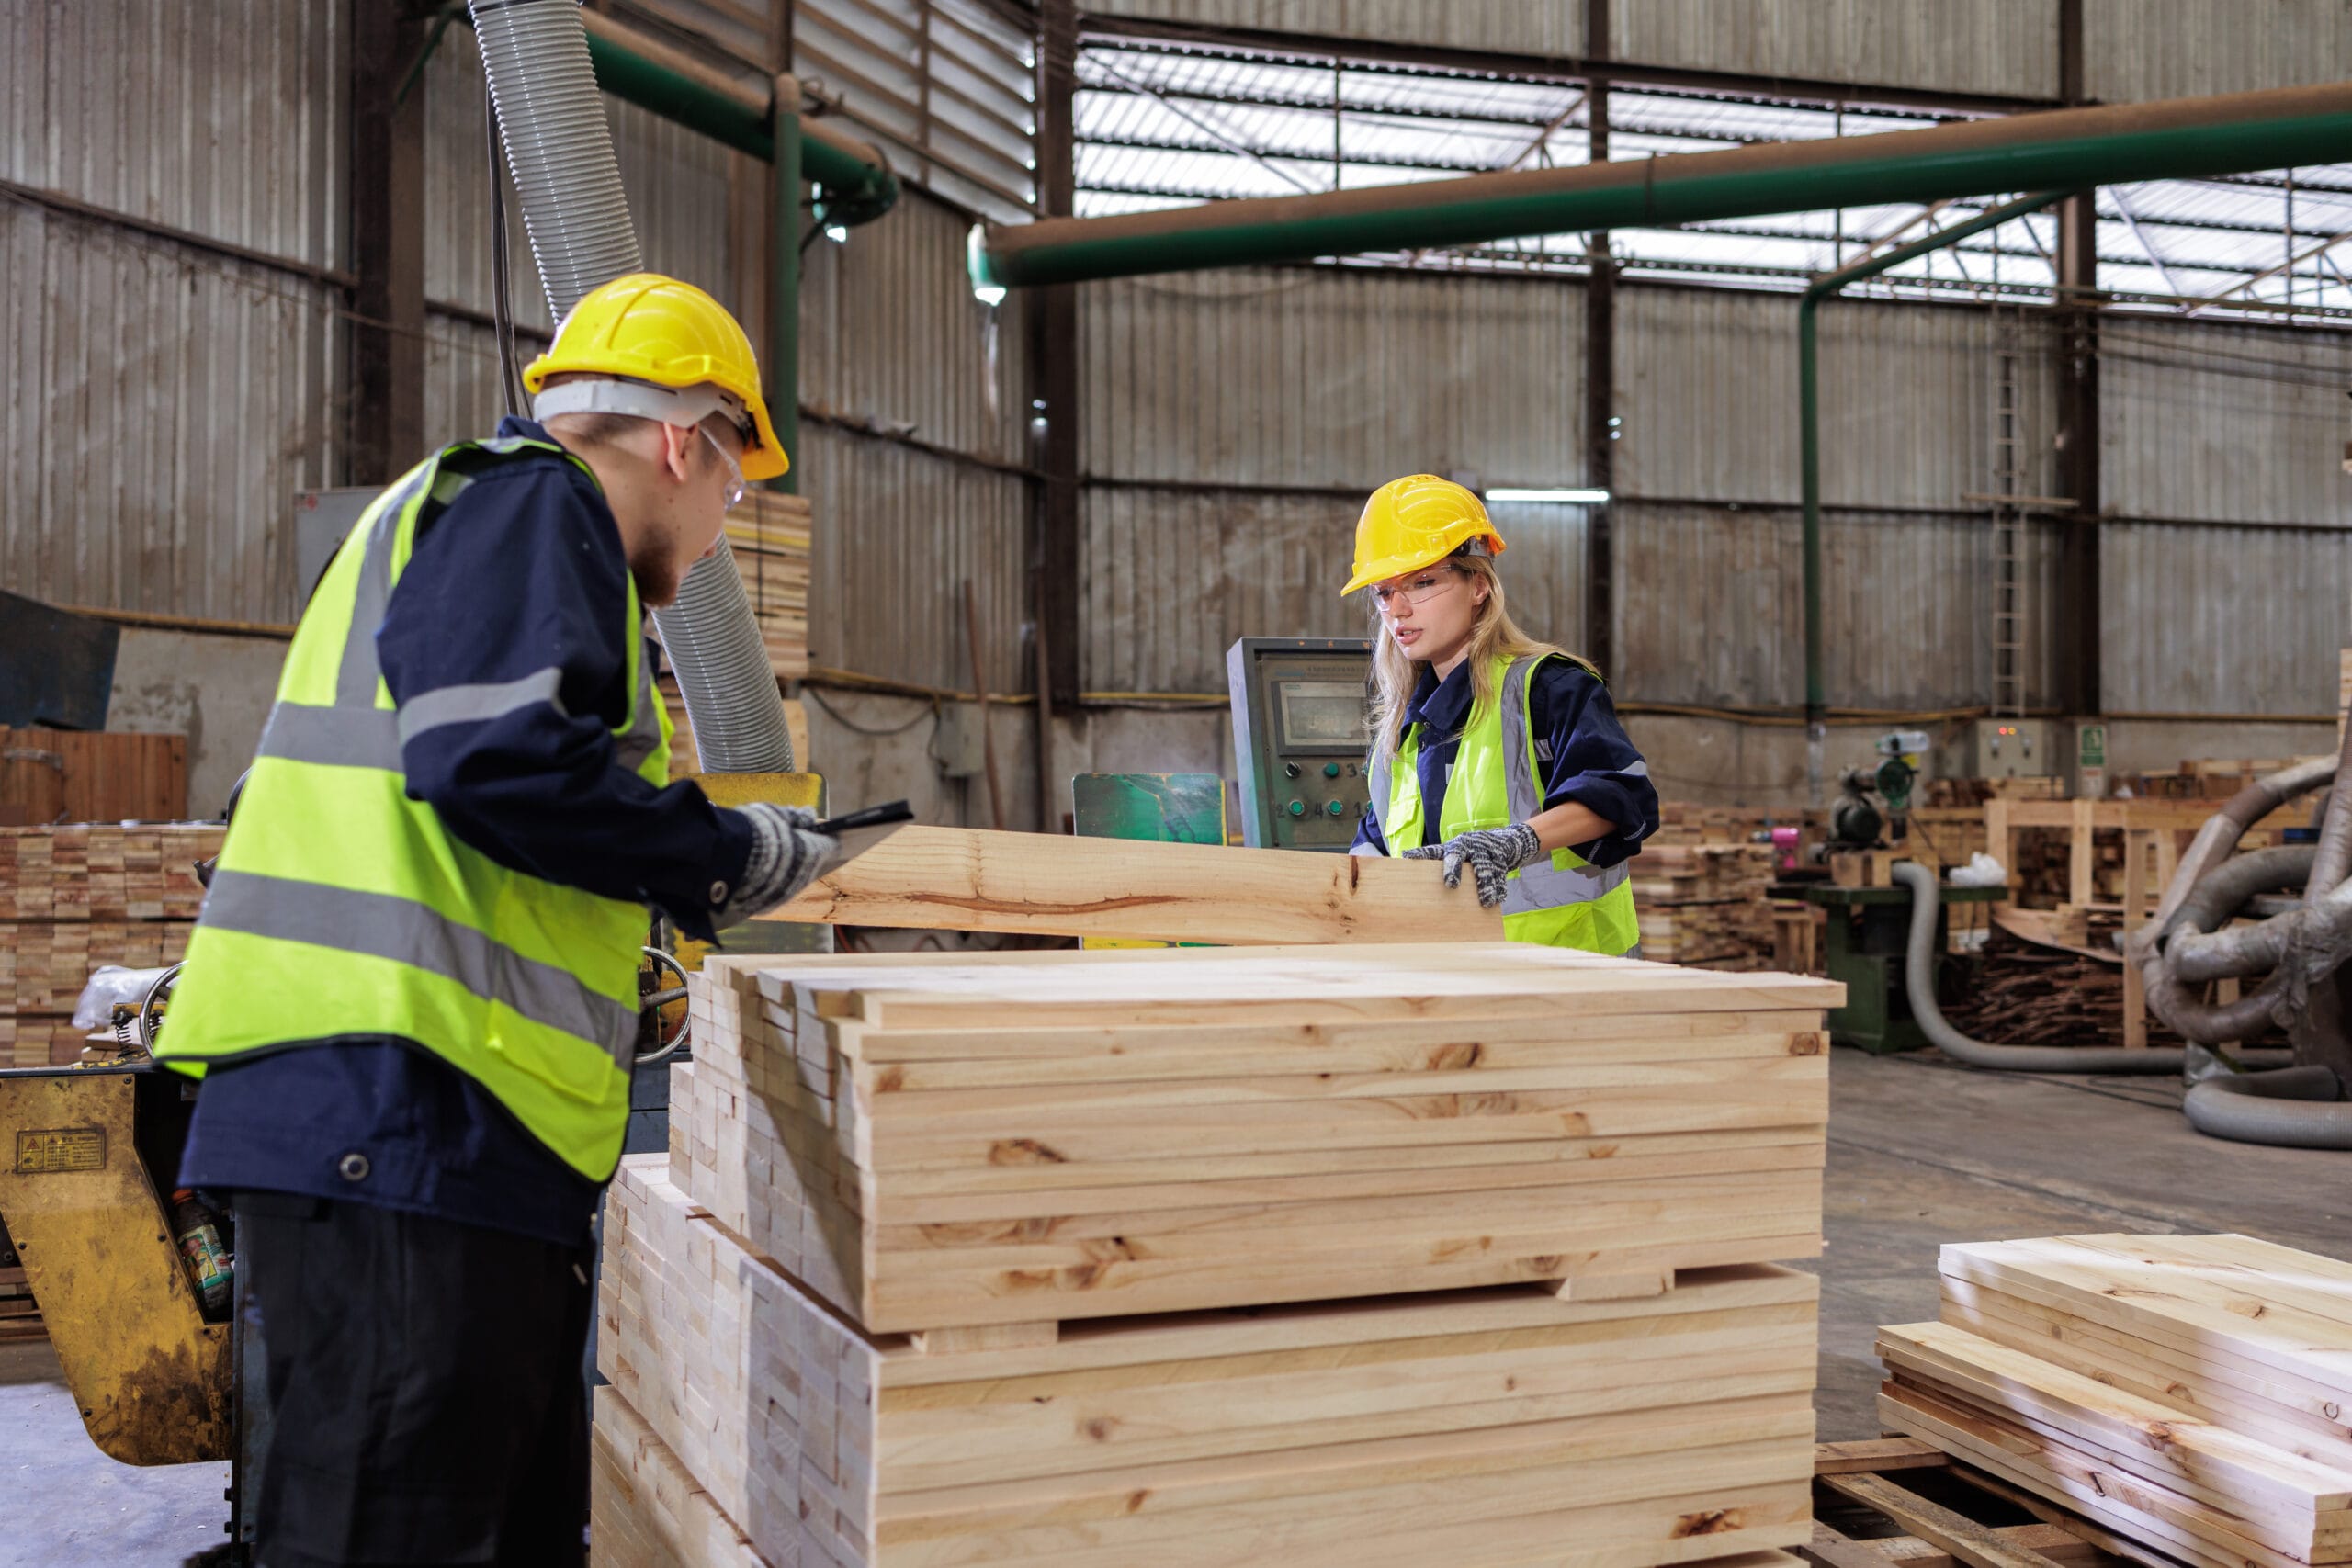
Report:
671,771,823,973
0,1072,231,1465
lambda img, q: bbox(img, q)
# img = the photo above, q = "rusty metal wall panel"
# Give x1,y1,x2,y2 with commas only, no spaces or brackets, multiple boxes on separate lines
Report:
798,423,1031,693
1614,0,2056,99
1616,284,2058,512
802,186,1035,463
2084,0,2352,101
1612,502,2057,711
0,202,339,623
2101,317,2352,527
1082,267,1586,489
1086,1,1582,58
1,0,343,266
2102,523,2352,715
1078,487,1590,695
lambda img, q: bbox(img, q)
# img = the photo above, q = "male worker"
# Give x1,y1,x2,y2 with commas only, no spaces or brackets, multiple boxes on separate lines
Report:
155,274,834,1567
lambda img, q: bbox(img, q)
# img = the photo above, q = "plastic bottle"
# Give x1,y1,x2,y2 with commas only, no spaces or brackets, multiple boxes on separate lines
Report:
170,1189,232,1323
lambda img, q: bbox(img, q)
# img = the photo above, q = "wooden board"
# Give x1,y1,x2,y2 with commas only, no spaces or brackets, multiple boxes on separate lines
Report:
673,945,1834,1333
758,826,1514,944
0,728,187,825
599,1156,1819,1568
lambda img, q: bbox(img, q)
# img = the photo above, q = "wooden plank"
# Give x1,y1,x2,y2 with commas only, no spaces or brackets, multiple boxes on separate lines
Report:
758,824,1511,943
1823,1472,2079,1568
1815,1438,1951,1475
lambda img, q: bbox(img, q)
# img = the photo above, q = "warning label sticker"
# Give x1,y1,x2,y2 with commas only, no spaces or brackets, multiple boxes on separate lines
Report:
16,1127,106,1175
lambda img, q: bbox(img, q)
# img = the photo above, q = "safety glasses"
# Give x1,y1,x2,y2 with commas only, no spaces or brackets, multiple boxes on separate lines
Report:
1369,567,1461,615
699,426,747,510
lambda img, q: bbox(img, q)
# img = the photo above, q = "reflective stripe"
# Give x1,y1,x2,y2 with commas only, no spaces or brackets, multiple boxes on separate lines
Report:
1366,753,1392,838
254,703,403,771
1496,655,1544,823
201,869,638,1065
1504,855,1631,915
334,469,429,708
615,648,662,776
395,668,567,746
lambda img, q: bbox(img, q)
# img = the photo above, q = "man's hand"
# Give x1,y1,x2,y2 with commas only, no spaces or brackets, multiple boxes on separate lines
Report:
712,804,840,927
1404,823,1544,909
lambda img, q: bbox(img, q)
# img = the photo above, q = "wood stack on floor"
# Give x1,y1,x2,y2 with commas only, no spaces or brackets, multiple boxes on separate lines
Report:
0,825,218,1066
1879,1233,2352,1568
594,943,1841,1567
726,490,810,681
1633,844,1778,969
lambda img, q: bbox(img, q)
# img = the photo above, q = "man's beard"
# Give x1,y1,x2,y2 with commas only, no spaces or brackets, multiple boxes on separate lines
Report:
628,531,684,608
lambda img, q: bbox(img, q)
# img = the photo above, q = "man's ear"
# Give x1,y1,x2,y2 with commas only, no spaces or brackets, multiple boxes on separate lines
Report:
659,423,695,484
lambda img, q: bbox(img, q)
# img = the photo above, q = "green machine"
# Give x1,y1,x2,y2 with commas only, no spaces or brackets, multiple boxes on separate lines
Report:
1780,877,2009,1054
1225,637,1375,852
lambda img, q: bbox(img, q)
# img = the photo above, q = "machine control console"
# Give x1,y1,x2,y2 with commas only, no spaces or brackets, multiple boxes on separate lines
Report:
1227,637,1375,852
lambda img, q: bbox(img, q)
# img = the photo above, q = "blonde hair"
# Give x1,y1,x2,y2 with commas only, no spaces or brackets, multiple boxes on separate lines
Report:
1364,554,1600,772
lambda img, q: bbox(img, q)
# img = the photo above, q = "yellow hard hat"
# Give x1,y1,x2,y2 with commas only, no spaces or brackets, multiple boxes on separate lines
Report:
1341,474,1506,596
523,273,787,480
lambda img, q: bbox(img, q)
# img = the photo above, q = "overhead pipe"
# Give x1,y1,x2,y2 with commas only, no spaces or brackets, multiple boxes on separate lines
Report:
972,83,2352,290
1799,191,2067,804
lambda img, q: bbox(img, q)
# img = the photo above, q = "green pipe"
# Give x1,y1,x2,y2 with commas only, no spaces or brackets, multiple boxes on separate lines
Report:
1796,190,2067,799
973,84,2352,288
456,11,899,224
772,104,802,492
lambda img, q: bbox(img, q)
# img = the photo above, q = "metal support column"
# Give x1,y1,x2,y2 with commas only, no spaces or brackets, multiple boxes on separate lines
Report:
1033,0,1082,815
771,96,802,492
349,0,426,482
1580,0,1615,678
2054,0,2102,717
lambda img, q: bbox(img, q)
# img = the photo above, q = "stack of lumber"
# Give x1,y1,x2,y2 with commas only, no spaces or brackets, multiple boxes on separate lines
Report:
0,1264,41,1343
1879,1233,2352,1568
726,490,810,681
1919,777,2063,807
0,825,217,1066
1633,844,1778,969
594,942,1841,1567
2131,758,2328,802
1653,802,1811,847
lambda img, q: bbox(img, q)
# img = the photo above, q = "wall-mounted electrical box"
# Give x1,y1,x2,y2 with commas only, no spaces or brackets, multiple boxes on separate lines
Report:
1226,637,1375,852
1971,717,2054,779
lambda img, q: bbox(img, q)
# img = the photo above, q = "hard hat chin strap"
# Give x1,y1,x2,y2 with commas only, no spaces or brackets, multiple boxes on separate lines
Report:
531,377,748,436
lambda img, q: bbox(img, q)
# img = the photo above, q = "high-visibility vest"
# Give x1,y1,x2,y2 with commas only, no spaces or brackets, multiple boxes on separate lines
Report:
1371,653,1642,956
154,435,669,1181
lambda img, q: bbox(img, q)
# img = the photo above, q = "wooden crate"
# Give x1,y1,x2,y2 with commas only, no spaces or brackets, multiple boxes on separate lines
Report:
0,728,187,825
600,1156,1820,1568
673,945,1836,1335
1880,1234,2352,1568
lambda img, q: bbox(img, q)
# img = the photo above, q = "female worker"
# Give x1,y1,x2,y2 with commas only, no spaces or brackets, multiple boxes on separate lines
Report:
1348,474,1659,954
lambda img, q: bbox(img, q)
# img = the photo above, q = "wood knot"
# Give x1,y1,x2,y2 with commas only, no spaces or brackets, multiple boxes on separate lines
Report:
1082,1417,1119,1441
874,1066,907,1092
989,1139,1068,1165
1672,1510,1740,1538
1426,1042,1485,1071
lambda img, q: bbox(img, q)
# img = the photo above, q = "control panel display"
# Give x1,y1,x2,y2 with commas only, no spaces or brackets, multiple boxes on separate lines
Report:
1275,682,1367,750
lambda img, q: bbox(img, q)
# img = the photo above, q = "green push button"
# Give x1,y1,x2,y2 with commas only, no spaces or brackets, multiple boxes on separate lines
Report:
1323,761,1341,778
1326,800,1347,817
1286,799,1306,817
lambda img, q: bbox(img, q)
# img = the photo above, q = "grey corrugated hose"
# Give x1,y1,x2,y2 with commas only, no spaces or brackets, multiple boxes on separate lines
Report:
469,0,794,773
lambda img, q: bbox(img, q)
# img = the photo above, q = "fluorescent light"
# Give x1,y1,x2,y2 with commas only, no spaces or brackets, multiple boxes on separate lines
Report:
972,283,1007,307
1486,487,1610,504
824,224,849,244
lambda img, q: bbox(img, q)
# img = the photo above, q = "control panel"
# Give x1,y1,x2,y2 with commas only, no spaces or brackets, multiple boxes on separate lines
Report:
1227,637,1375,852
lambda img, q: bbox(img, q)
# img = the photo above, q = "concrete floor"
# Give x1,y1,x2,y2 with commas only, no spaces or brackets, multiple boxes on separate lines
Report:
8,1044,2350,1562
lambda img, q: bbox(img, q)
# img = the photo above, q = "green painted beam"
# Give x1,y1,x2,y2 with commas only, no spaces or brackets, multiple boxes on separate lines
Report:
972,84,2352,288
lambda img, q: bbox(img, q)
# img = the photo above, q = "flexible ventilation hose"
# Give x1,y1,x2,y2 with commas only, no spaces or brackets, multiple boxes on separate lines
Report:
2183,1065,2352,1148
471,0,795,772
1892,861,2292,1075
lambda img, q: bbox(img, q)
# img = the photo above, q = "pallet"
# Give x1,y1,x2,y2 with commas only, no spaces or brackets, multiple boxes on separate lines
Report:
1807,1438,2139,1568
600,1155,1822,1568
673,944,1836,1334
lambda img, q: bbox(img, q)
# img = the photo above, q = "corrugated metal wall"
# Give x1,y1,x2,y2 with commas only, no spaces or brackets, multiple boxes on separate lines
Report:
0,0,342,624
1088,1,1583,59
2103,524,2352,715
2097,314,2352,716
1077,265,1586,693
1615,0,2056,99
2083,0,2352,101
800,188,1034,692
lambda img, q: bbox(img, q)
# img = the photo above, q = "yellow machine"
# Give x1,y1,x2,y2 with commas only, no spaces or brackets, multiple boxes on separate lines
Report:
0,770,825,1562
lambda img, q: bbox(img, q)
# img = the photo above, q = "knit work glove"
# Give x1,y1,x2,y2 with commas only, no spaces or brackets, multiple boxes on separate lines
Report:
712,803,839,928
1404,823,1544,909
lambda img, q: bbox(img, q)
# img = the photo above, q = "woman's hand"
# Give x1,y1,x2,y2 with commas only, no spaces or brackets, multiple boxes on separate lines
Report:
1405,823,1544,908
